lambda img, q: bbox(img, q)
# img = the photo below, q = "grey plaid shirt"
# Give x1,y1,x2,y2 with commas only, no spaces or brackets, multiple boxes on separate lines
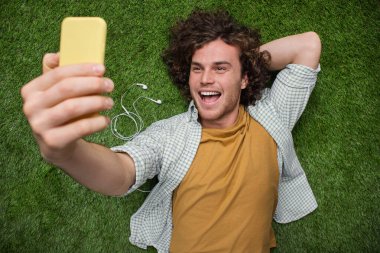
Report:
112,63,320,252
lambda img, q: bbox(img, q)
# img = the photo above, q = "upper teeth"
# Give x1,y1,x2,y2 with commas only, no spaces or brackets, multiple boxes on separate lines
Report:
201,91,219,96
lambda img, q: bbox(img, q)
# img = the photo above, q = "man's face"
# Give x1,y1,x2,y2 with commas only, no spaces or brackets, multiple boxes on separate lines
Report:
189,39,247,129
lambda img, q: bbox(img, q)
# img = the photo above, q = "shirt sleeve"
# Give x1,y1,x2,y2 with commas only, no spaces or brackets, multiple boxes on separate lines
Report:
111,120,168,195
267,64,321,131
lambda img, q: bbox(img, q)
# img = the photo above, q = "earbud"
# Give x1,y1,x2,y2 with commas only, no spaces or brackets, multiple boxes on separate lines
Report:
143,97,161,105
136,83,148,90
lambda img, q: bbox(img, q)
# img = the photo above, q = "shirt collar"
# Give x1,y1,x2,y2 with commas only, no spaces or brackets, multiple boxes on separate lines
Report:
187,100,199,123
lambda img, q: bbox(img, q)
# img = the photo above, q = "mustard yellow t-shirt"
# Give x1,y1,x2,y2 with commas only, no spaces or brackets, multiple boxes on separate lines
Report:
170,106,279,253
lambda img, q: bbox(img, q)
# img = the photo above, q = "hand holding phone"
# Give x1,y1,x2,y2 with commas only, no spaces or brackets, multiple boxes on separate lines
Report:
21,17,113,164
21,18,129,195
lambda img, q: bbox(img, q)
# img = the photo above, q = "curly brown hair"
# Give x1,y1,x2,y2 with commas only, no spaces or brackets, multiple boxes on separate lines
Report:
162,9,271,106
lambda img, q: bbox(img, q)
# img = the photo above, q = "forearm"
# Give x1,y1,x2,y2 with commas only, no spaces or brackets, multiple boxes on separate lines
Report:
261,31,321,70
54,139,135,196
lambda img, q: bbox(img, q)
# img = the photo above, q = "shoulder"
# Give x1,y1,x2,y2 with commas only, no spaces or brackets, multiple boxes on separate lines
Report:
143,111,191,136
150,111,189,128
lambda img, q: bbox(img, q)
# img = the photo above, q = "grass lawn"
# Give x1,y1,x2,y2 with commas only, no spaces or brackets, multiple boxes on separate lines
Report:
1,0,379,252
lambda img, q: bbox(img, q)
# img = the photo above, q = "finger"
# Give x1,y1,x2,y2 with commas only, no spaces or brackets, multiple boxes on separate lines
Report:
22,77,114,116
28,95,113,134
21,63,105,99
42,53,60,74
42,115,110,150
41,77,114,108
43,95,114,128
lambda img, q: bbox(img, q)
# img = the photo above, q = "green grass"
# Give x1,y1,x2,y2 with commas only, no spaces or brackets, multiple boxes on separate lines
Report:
1,0,379,252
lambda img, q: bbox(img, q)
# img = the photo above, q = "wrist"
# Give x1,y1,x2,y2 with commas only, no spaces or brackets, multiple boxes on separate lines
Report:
40,139,83,167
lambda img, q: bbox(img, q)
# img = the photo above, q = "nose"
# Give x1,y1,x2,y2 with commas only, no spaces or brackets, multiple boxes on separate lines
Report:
200,69,215,85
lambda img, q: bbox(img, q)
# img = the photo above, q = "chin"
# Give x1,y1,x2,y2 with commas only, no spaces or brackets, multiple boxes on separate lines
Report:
198,109,222,123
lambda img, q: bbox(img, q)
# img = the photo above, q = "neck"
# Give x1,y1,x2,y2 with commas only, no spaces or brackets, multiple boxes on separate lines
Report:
200,106,241,129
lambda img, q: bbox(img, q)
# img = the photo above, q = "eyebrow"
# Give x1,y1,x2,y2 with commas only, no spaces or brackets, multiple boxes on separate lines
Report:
191,61,232,67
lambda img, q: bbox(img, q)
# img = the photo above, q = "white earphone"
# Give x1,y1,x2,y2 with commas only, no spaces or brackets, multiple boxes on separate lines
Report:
145,97,162,104
135,83,148,89
111,83,162,141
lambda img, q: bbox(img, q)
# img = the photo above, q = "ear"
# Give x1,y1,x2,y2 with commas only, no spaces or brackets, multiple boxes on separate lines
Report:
241,74,248,89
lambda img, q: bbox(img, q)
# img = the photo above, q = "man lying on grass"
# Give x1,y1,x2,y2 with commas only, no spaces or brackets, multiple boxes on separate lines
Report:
21,9,321,253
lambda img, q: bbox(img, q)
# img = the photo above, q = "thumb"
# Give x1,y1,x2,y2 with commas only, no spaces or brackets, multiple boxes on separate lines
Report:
42,53,60,74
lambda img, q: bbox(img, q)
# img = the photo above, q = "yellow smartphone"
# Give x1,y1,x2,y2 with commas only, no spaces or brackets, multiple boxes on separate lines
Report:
59,17,107,66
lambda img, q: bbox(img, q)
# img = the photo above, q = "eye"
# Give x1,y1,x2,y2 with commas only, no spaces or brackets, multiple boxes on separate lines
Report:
215,66,227,73
191,66,202,73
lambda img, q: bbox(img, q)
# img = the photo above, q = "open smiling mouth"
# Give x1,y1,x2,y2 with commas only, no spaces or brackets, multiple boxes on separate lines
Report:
200,91,221,104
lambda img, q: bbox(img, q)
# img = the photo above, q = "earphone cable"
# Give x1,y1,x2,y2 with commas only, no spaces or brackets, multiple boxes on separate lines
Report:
111,84,161,142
